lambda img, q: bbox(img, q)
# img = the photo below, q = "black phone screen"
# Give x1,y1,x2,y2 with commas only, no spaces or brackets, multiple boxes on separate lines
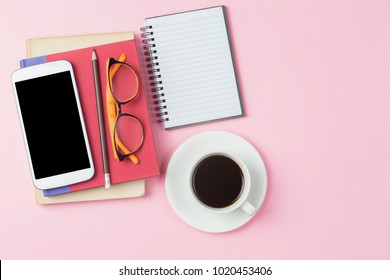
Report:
16,71,90,179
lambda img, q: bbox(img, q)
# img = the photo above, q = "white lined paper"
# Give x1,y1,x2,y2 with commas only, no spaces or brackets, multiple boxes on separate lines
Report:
145,6,242,128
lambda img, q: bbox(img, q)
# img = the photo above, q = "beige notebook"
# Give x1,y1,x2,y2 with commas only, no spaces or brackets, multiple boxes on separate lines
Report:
26,31,145,204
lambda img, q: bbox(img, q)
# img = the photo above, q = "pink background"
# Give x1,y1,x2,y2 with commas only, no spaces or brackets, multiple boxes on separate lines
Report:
1,0,390,259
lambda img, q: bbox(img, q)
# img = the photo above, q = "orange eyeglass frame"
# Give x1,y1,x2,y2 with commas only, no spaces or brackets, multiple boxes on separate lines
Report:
105,54,144,164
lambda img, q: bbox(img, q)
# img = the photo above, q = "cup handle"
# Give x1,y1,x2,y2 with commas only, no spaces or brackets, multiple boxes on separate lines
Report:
241,201,256,216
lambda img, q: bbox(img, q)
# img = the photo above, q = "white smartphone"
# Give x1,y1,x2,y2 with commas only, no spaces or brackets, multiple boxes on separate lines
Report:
12,60,94,190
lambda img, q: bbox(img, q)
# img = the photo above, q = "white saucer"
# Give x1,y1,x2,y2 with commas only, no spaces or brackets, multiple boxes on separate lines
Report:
166,131,267,233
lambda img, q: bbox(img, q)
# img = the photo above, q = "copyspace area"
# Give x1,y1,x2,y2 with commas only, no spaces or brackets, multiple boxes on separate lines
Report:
0,0,390,259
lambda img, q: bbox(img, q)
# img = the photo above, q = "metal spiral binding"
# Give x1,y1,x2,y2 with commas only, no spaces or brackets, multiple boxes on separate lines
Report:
140,25,169,123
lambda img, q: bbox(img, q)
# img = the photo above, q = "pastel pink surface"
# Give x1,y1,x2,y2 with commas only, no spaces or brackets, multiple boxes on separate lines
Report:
1,0,390,259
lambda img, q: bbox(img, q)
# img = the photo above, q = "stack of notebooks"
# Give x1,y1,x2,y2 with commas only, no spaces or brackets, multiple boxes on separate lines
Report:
24,32,159,204
21,6,243,204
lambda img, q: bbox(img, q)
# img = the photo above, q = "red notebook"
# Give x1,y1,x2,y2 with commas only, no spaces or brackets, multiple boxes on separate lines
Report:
22,40,160,194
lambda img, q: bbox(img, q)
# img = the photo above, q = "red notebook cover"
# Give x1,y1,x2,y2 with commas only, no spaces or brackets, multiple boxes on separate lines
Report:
43,40,159,192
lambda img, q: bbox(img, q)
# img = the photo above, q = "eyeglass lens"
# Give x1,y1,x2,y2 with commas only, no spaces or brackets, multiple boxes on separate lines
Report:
114,114,143,156
110,63,138,103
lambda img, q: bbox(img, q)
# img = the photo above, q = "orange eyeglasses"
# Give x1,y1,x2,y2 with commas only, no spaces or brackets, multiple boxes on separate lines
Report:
106,54,144,163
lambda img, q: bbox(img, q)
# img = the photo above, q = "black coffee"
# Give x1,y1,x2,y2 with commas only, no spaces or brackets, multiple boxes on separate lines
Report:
192,155,244,208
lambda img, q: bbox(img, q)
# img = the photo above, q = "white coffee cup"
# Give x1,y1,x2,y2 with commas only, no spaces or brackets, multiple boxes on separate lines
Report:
189,151,256,215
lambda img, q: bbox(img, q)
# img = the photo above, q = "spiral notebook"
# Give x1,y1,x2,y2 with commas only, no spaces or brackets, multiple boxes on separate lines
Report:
142,6,243,129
